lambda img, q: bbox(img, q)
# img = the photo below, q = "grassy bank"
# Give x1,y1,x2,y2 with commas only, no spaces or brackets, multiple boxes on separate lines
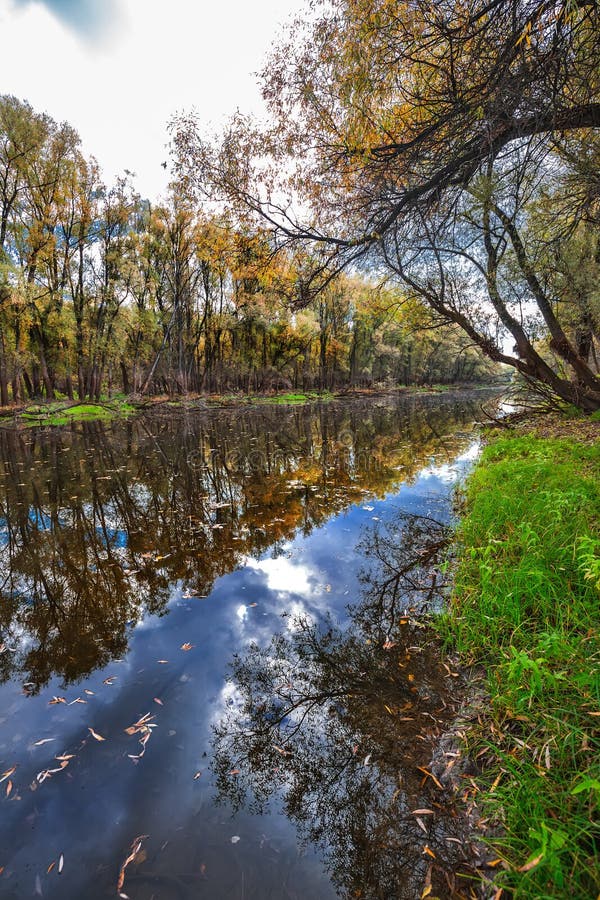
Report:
443,431,600,898
0,399,136,427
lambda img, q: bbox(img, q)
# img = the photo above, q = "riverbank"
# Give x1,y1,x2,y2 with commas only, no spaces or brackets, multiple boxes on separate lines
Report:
442,415,600,898
0,384,502,427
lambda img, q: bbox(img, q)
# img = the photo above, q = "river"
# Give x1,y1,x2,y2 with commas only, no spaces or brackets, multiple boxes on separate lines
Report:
0,392,495,899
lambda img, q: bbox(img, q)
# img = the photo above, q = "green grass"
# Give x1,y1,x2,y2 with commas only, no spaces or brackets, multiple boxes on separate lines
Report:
440,434,600,898
19,400,135,426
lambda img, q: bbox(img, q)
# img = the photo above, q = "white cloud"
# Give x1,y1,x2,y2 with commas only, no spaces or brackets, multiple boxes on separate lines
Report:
0,0,301,199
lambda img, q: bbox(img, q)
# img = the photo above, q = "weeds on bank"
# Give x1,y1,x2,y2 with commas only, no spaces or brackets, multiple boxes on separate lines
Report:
441,435,600,898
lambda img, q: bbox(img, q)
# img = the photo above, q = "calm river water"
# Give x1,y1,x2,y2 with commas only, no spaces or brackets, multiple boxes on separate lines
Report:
0,393,494,899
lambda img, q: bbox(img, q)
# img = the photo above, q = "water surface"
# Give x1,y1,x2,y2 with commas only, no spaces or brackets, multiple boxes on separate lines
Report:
0,393,491,899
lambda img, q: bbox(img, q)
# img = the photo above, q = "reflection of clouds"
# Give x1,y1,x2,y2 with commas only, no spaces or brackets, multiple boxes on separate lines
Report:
417,439,481,484
241,553,317,596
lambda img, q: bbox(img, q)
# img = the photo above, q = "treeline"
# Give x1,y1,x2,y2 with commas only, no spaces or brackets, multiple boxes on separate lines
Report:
0,96,496,404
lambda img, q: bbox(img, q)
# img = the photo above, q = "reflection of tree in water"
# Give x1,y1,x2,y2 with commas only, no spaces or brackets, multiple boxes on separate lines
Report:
212,513,477,899
0,393,487,691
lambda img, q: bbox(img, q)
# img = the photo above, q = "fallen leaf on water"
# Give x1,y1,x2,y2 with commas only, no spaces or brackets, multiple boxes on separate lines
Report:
157,660,169,664
180,643,194,651
48,696,66,705
33,739,56,747
58,854,64,873
47,861,56,874
68,698,87,705
0,767,16,783
84,690,95,695
153,698,163,706
88,727,106,742
117,834,148,893
229,769,240,775
103,676,116,685
231,836,240,844
5,780,12,797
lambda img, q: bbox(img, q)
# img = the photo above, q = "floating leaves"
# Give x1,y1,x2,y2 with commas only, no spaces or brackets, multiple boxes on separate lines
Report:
0,766,16,783
88,727,106,742
125,713,156,761
180,642,194,652
117,834,148,894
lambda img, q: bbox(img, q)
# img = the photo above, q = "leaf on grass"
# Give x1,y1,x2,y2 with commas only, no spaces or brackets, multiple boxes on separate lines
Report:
517,853,544,873
88,727,106,742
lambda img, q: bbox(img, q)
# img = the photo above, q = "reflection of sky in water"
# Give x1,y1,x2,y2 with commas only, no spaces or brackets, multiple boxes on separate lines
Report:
0,410,485,898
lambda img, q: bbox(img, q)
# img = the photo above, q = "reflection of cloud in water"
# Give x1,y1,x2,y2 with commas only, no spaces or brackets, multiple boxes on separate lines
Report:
417,439,481,484
241,552,316,596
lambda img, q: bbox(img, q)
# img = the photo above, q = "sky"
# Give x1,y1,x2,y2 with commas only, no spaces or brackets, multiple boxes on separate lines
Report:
0,0,302,200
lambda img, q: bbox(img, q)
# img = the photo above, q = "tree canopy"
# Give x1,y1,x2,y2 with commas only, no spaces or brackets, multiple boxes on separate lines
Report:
171,0,600,410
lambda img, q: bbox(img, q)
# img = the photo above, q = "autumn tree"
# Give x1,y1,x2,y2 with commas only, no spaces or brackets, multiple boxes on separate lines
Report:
171,0,600,410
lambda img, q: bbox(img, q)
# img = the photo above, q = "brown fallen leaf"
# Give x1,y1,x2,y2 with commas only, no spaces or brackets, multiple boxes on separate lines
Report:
33,738,56,747
103,676,116,685
5,780,12,797
517,853,544,873
88,727,106,742
0,767,16,783
412,809,435,815
416,766,443,790
48,696,66,705
84,689,95,695
229,769,240,775
180,643,194,651
153,698,163,706
47,862,56,874
117,834,148,893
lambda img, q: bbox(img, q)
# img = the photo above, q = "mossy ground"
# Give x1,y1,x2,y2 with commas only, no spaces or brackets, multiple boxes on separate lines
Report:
4,399,135,427
440,423,600,898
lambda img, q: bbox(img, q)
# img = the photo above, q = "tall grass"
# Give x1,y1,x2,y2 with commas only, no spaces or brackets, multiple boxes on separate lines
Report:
443,435,600,897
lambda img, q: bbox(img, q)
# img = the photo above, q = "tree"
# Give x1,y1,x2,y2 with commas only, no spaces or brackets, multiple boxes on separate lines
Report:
171,0,600,410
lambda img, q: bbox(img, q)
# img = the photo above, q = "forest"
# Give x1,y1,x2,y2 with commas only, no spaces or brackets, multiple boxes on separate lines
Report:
0,96,496,405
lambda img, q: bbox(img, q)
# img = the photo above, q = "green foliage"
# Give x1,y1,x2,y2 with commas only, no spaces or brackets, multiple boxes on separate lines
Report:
442,435,600,896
